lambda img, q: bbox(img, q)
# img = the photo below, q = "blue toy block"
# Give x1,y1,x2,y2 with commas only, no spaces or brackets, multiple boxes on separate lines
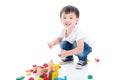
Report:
64,76,67,80
54,76,67,80
54,78,63,80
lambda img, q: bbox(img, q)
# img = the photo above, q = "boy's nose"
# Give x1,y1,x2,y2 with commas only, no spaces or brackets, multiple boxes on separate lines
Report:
66,18,70,22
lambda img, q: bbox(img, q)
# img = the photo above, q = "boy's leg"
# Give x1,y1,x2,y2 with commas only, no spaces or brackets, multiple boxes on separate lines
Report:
59,41,74,64
76,42,92,69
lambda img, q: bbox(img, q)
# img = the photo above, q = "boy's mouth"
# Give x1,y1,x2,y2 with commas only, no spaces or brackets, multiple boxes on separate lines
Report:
65,23,71,27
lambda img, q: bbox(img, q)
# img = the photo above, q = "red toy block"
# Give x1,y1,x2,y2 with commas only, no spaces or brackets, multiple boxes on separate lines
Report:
33,65,37,67
43,73,47,77
26,69,34,72
38,66,44,68
95,58,100,62
44,77,49,80
29,77,34,80
33,70,37,73
30,69,34,72
43,63,48,68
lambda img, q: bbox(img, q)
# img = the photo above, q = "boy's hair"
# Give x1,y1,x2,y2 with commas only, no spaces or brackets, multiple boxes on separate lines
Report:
60,5,80,18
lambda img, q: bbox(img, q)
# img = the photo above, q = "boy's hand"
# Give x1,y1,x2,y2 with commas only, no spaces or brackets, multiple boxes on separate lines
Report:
47,42,54,49
60,50,69,58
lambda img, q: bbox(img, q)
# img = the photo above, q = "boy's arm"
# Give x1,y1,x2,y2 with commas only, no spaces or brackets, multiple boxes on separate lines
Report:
48,37,62,49
60,39,84,58
69,39,84,55
52,37,62,46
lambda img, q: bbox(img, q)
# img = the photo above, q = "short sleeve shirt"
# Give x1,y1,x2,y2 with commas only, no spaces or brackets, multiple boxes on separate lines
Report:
59,25,85,44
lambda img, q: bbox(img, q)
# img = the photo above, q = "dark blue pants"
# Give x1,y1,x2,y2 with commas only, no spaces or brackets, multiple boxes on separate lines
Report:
60,41,92,61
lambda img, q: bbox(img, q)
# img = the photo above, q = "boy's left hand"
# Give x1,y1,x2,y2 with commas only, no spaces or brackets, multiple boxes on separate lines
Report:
60,50,69,58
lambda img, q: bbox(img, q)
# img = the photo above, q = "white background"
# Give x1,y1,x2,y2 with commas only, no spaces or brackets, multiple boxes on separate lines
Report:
0,0,120,80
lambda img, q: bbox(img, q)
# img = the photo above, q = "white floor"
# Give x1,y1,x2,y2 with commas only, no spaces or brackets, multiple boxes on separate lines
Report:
13,44,120,80
15,57,91,80
14,45,102,80
1,0,120,80
59,61,89,80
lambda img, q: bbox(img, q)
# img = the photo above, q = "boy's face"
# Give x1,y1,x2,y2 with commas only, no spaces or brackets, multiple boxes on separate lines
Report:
60,12,79,28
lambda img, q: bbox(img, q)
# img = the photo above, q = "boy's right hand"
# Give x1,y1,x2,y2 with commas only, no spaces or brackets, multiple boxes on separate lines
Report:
47,42,54,49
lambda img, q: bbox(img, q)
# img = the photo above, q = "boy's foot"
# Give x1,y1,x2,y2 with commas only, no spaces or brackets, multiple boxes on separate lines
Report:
75,60,87,69
59,58,74,65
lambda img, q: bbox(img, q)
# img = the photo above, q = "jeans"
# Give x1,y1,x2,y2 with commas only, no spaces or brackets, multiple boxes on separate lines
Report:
60,41,92,61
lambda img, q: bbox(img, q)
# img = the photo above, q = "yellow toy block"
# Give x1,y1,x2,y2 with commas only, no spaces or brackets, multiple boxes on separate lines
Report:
51,71,59,80
37,78,44,80
87,59,90,63
26,72,31,76
53,64,60,71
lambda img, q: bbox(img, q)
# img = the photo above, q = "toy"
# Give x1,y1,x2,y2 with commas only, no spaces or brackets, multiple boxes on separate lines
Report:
26,72,31,76
36,60,60,80
54,76,67,80
37,78,44,80
87,59,90,63
88,74,93,79
33,65,37,73
95,58,100,62
28,77,34,80
24,60,61,80
51,63,60,80
16,76,25,80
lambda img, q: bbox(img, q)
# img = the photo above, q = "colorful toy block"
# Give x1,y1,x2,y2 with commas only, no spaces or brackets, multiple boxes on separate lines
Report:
16,76,25,80
43,63,48,68
37,78,44,80
18,60,61,80
51,71,59,80
26,72,31,76
54,76,67,80
88,74,93,79
95,58,100,62
28,77,34,80
87,59,90,63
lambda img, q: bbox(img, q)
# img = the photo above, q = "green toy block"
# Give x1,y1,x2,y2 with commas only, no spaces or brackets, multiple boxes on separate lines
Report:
16,76,25,80
88,75,93,79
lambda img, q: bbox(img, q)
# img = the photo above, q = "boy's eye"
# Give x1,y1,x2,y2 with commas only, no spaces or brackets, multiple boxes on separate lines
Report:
70,17,73,19
63,17,66,19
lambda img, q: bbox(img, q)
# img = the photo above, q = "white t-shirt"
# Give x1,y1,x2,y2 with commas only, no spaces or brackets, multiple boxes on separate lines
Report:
60,25,92,47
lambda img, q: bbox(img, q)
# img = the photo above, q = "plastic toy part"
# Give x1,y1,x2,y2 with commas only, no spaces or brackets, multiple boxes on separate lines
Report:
54,76,67,80
19,60,61,80
43,63,48,68
16,76,25,80
88,74,93,79
95,58,100,62
64,76,67,80
28,77,34,80
26,72,31,76
37,78,44,80
87,59,90,63
33,65,37,67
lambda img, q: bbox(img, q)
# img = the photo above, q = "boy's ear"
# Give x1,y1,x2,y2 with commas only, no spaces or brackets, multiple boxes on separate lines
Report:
60,18,62,22
60,18,62,21
77,18,79,22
